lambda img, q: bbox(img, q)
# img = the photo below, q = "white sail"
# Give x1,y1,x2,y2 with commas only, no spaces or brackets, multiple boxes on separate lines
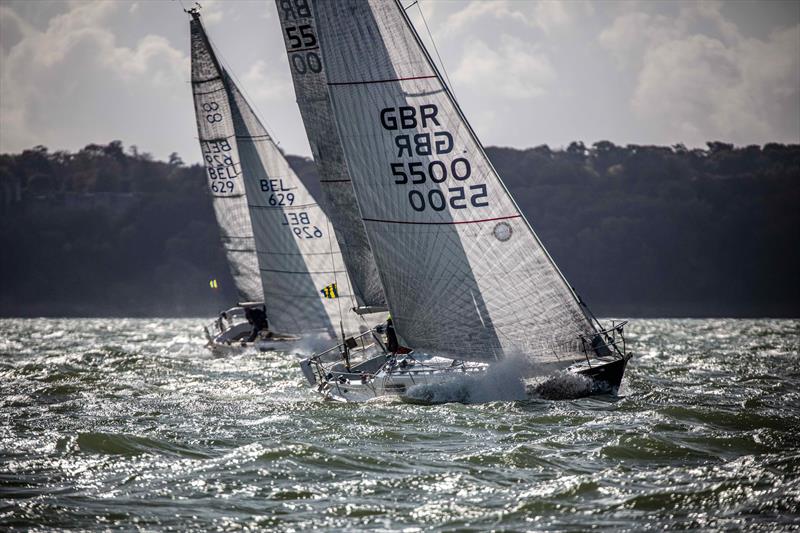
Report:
274,0,386,310
311,0,596,363
190,11,363,338
190,14,262,303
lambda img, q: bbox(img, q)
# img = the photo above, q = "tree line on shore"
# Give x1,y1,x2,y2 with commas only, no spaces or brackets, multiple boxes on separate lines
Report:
1,140,797,317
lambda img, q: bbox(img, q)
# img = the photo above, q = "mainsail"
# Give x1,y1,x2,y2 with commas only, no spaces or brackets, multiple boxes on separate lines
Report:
274,0,386,311
190,10,363,338
311,0,596,362
190,13,262,303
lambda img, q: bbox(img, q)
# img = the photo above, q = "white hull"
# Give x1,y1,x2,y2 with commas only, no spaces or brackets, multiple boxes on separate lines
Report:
203,313,299,355
206,336,299,356
301,353,487,402
301,351,630,404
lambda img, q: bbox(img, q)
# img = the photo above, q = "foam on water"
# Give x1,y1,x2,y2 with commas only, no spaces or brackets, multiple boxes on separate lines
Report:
2,318,799,531
291,331,340,356
527,370,594,400
402,352,608,404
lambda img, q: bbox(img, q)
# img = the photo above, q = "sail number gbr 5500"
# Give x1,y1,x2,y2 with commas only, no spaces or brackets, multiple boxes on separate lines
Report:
382,104,488,213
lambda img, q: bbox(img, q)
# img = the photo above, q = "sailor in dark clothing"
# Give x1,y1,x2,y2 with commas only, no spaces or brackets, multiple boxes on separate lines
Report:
385,316,399,353
245,306,269,342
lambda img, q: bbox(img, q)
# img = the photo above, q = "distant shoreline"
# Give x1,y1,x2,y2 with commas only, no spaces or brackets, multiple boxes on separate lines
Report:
2,141,798,319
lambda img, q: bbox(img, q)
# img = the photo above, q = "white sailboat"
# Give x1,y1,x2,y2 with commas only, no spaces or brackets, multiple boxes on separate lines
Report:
297,0,631,402
188,7,364,353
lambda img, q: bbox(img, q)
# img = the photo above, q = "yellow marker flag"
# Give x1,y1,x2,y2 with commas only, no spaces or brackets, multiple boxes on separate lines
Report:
320,282,338,299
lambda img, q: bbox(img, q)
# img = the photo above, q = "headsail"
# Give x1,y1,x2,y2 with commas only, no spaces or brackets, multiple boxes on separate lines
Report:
274,0,386,310
190,12,262,303
190,10,363,338
311,0,596,363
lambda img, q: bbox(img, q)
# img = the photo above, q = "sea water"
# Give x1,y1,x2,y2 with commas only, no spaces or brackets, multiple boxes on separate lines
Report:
1,318,798,530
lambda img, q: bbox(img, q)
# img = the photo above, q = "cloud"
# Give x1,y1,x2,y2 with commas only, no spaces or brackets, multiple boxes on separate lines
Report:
599,1,800,145
442,1,529,37
0,1,189,156
240,59,294,102
531,1,571,34
452,36,556,100
0,5,32,55
439,0,589,39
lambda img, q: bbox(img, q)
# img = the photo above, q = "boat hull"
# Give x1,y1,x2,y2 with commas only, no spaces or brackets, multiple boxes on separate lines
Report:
206,337,299,355
304,353,632,403
573,354,630,392
304,355,486,402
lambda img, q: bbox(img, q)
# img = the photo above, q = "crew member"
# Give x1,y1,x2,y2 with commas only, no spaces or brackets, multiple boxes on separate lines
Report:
386,315,399,353
245,306,269,342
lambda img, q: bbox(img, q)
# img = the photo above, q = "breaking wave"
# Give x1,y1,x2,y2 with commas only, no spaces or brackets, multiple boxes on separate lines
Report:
403,354,605,404
403,354,536,404
526,370,594,400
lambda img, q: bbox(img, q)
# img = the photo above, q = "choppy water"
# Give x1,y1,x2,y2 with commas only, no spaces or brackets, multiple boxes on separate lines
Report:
1,318,798,531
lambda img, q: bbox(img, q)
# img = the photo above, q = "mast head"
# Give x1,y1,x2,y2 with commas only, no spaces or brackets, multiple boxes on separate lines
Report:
185,2,202,20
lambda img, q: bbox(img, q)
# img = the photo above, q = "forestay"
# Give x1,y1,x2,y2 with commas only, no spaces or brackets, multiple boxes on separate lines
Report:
312,0,596,363
190,14,262,303
274,0,386,310
190,11,363,338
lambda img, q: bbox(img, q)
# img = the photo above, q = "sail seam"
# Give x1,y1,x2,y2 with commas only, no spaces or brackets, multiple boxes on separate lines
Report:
193,87,226,96
260,268,349,275
247,203,318,210
236,134,272,140
361,214,521,226
191,76,222,85
328,75,436,86
259,251,337,256
265,293,355,300
287,45,320,53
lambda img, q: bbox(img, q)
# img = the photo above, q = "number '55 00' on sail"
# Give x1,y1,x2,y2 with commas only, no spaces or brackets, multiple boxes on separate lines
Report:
188,8,366,354
291,0,632,402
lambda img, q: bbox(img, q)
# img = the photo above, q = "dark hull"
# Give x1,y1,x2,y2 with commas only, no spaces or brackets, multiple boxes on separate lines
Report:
575,355,630,392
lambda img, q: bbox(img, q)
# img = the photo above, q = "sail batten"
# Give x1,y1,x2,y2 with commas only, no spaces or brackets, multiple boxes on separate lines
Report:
311,0,595,363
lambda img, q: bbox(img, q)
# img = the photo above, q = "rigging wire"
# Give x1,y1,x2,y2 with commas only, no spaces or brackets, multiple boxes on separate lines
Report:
414,0,455,98
324,217,351,366
324,218,345,329
193,7,282,146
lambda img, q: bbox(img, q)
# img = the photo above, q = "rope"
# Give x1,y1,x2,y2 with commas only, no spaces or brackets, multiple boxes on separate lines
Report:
415,0,455,97
201,19,282,146
325,217,345,331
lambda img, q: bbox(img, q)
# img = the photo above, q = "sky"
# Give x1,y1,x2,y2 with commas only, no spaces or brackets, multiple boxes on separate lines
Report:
0,0,798,163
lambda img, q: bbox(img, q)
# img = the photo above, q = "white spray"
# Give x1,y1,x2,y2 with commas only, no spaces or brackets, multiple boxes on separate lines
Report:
403,352,597,404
